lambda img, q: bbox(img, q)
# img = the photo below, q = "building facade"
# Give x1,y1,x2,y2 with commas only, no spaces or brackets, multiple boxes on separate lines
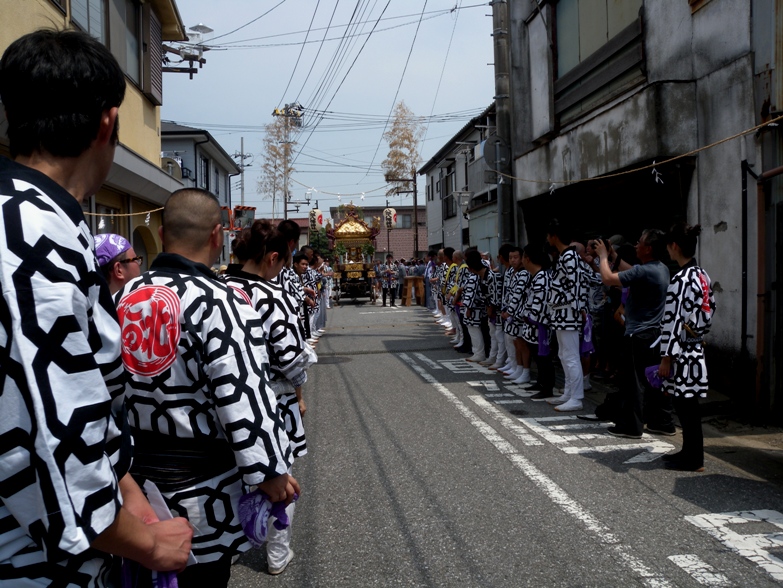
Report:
419,104,499,255
507,0,783,418
0,0,187,272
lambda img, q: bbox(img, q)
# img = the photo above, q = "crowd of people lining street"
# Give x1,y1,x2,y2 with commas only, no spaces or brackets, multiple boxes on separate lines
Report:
0,28,717,588
0,30,332,587
424,219,715,474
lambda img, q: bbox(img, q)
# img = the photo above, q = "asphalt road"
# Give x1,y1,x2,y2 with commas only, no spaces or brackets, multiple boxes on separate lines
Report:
229,300,783,588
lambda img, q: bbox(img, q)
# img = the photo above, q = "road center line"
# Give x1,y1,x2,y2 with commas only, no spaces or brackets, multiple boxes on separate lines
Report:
400,353,672,588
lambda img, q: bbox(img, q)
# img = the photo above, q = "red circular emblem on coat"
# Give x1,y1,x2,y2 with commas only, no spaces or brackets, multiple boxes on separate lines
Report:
116,285,181,377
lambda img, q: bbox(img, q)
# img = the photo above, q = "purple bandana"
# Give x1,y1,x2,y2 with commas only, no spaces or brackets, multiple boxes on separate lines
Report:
238,489,298,547
94,233,132,267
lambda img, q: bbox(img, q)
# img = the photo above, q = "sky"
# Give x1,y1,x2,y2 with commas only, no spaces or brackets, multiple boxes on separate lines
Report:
160,0,495,220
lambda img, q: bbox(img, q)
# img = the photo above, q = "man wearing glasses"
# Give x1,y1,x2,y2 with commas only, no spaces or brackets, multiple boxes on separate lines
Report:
94,233,143,294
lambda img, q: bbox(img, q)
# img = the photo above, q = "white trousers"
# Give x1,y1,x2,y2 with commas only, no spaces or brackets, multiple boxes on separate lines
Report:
504,333,517,369
450,308,462,340
467,325,485,357
556,329,584,401
266,466,296,568
491,322,506,362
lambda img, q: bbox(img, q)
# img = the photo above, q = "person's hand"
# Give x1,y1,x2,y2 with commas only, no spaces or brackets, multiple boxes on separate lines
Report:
259,473,301,505
142,518,193,573
594,239,609,260
298,398,307,417
465,308,472,319
658,356,671,378
306,297,315,307
501,311,510,320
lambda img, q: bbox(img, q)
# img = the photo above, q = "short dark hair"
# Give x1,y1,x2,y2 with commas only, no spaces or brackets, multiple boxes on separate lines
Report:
237,220,290,265
0,29,126,158
546,218,573,244
666,222,702,258
498,243,514,261
465,249,484,271
443,247,455,261
293,253,308,264
642,229,667,261
522,243,551,269
163,189,221,249
277,219,302,243
300,245,313,256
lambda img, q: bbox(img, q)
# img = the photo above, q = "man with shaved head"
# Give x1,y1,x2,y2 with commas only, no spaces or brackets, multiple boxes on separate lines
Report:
115,188,299,587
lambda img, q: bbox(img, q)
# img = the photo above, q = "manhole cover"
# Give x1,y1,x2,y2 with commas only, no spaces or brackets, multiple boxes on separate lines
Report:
318,356,352,364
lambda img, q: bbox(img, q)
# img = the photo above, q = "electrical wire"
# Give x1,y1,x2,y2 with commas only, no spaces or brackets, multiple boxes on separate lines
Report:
207,0,289,43
277,0,322,108
420,0,462,149
363,0,429,177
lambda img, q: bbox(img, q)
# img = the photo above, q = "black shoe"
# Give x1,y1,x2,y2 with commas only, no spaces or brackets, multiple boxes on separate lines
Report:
530,391,555,401
607,426,642,439
382,303,387,307
391,303,397,307
661,451,683,463
646,426,676,436
664,460,704,472
455,345,472,354
577,414,603,421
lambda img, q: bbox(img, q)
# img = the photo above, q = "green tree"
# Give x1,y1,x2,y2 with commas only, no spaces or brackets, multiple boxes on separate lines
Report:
309,227,330,255
381,101,423,196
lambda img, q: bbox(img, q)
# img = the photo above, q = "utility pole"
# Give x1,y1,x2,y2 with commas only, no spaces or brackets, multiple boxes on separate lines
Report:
491,0,514,244
386,173,419,258
231,137,252,206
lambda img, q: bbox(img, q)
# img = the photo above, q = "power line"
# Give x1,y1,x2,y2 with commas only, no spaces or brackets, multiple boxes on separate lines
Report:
207,0,289,43
277,0,322,109
294,0,342,103
421,0,462,149
364,0,429,177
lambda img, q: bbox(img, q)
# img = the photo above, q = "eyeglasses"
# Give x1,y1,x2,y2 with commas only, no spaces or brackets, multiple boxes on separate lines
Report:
120,256,143,266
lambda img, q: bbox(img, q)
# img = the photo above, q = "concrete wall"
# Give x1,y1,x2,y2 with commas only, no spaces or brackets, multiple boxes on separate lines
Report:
509,0,764,371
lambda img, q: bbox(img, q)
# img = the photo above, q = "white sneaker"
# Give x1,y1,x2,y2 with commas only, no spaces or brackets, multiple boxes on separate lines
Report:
546,395,569,405
583,376,592,391
512,369,531,385
505,366,524,380
554,399,584,412
467,354,486,362
268,549,294,576
479,357,496,366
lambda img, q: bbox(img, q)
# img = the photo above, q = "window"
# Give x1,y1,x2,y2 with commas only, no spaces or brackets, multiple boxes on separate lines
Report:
96,204,121,235
214,168,221,196
48,0,66,12
199,156,210,190
554,0,644,120
108,0,142,84
398,214,412,229
443,195,456,219
72,0,106,42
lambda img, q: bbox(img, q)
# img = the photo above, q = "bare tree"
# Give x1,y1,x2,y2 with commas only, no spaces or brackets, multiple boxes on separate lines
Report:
258,116,296,218
381,101,423,196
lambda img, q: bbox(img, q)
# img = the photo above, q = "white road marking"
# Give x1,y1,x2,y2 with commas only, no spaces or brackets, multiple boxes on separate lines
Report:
358,309,413,314
519,416,675,463
413,353,442,370
401,353,672,588
484,393,515,399
469,395,542,446
439,359,494,374
685,510,783,583
668,555,732,587
466,380,500,392
494,399,527,405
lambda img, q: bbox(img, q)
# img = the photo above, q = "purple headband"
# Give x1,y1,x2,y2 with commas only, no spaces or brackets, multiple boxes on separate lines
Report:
94,233,132,267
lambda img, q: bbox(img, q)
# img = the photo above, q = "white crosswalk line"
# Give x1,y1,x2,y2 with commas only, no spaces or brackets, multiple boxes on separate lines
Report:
668,555,732,587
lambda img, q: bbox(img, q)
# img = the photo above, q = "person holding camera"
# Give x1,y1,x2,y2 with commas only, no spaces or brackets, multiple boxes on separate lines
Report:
594,230,673,439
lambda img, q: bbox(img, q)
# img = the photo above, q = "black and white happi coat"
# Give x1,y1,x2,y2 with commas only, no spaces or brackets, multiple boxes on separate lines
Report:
278,265,306,312
0,158,130,587
548,247,583,331
503,268,530,337
303,267,323,313
435,262,447,302
660,260,715,398
460,271,485,326
578,258,602,314
115,253,292,564
519,269,551,345
443,263,459,308
221,269,316,458
379,263,398,290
